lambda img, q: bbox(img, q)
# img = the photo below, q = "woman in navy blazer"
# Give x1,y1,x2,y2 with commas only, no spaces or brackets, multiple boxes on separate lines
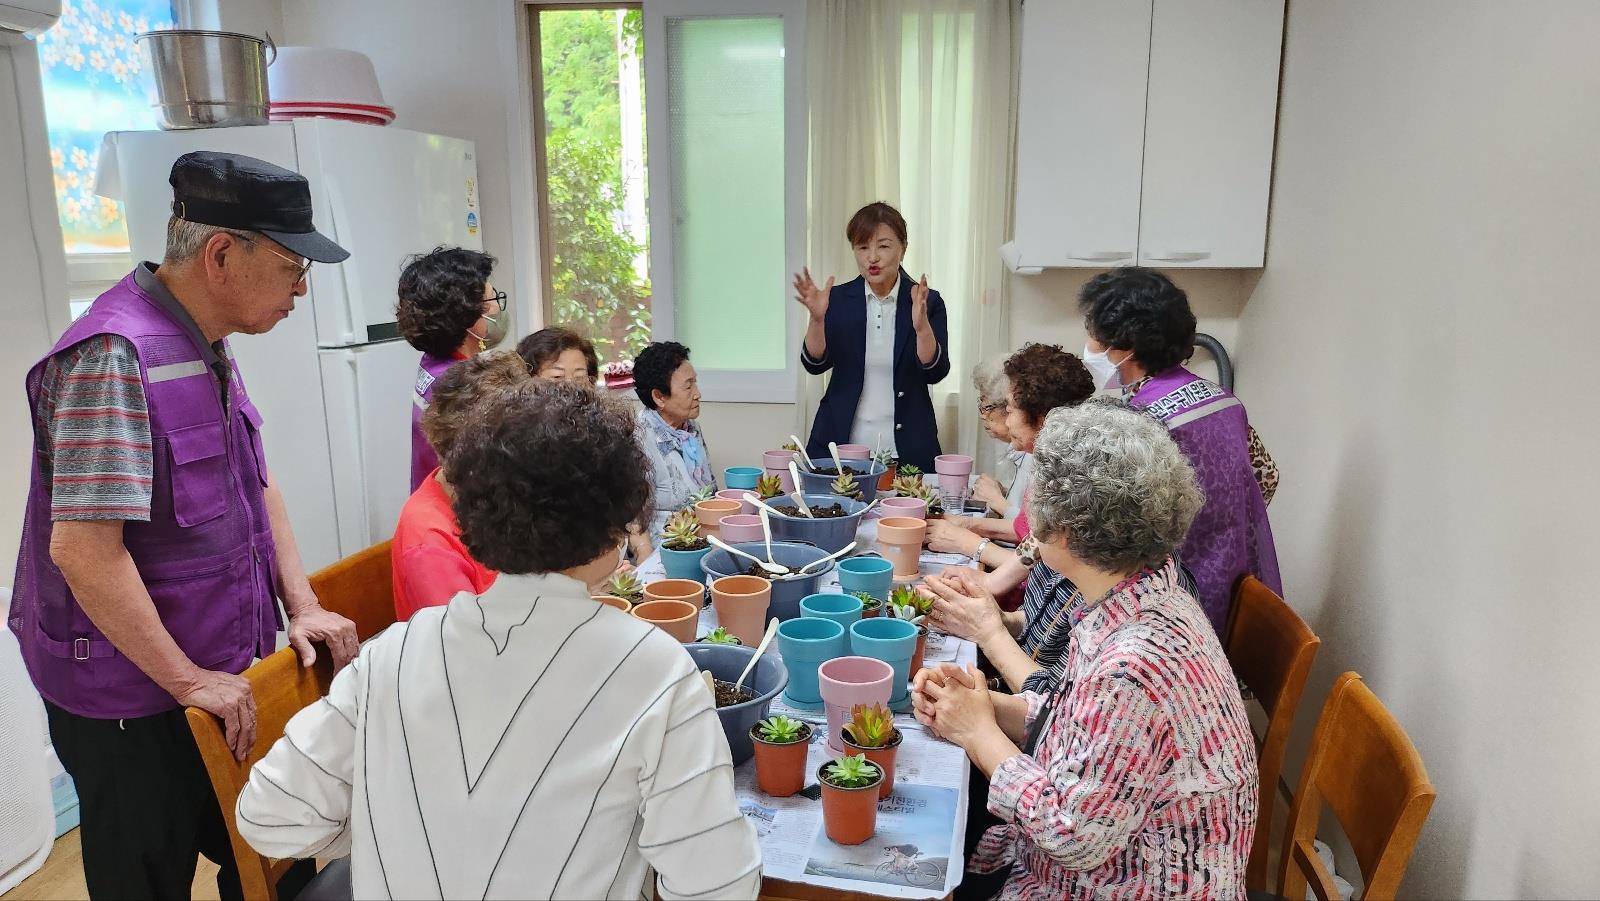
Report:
794,203,951,470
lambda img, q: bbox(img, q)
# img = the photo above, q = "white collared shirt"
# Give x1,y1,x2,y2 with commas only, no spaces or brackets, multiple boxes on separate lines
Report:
850,276,899,456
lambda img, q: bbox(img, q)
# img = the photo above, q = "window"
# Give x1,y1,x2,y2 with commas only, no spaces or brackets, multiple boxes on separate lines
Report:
33,0,176,311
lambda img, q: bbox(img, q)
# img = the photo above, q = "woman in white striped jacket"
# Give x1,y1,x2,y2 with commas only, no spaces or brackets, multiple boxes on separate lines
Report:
237,380,761,900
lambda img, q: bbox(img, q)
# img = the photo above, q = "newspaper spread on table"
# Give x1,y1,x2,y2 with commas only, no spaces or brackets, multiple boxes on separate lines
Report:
637,527,983,899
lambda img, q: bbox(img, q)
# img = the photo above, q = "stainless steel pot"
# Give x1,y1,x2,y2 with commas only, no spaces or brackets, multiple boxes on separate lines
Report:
136,30,275,129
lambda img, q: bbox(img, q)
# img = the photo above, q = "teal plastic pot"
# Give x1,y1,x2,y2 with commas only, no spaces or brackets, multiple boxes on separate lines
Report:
849,617,920,705
837,556,894,602
777,616,847,706
800,592,863,631
724,466,763,490
660,544,713,583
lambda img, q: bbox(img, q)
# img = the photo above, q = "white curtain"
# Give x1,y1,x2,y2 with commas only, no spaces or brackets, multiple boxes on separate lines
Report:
799,0,1015,461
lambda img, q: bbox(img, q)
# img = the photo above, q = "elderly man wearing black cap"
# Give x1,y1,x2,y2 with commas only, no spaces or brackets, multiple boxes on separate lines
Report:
7,152,361,899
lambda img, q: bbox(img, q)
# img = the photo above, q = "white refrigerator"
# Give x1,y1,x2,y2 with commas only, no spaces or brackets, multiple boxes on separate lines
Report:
99,120,483,572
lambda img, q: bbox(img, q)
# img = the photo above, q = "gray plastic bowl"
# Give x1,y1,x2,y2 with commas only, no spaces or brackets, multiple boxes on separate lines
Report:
798,458,885,505
701,540,836,622
684,643,789,764
767,494,867,554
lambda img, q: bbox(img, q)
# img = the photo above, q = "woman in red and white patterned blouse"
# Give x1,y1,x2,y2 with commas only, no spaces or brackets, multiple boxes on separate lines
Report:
914,398,1257,900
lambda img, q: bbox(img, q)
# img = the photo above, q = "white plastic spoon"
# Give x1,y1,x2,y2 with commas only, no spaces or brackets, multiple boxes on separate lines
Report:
793,541,858,575
708,533,789,576
789,436,813,470
787,461,814,517
701,669,717,701
742,492,797,522
734,617,780,695
828,441,845,475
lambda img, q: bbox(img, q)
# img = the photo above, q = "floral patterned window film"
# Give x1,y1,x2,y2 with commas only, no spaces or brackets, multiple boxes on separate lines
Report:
33,0,176,254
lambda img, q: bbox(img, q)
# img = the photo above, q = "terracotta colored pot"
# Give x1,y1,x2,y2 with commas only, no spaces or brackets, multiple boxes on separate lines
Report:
877,462,897,492
592,594,632,613
862,603,882,619
630,599,700,643
879,496,927,520
718,514,764,543
818,759,883,845
750,722,813,797
876,516,927,579
709,575,772,646
694,499,740,537
910,625,928,676
843,728,903,799
836,443,871,459
643,578,705,606
818,656,894,754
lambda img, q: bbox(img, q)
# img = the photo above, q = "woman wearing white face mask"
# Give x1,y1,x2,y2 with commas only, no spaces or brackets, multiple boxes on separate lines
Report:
1079,267,1281,636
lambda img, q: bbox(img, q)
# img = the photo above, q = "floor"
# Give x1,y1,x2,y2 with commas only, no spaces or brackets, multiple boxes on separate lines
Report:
2,829,221,901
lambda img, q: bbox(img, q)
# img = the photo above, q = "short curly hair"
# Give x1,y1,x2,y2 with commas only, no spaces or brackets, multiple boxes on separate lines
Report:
1078,267,1196,375
1002,343,1095,428
1029,398,1203,574
633,341,692,410
970,358,1009,406
446,380,652,575
516,326,599,379
396,246,496,357
421,351,530,458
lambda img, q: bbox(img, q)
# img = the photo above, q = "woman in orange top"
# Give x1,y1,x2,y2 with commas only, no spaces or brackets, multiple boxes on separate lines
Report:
391,351,529,619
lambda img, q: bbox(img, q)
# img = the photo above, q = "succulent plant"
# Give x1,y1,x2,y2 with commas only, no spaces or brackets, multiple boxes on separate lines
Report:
661,508,704,550
781,439,804,453
607,569,644,602
831,472,863,501
850,590,882,613
873,446,897,467
821,753,880,789
687,485,716,504
756,473,785,499
897,464,922,478
755,714,810,744
893,473,924,497
841,703,897,749
699,626,742,645
889,584,932,623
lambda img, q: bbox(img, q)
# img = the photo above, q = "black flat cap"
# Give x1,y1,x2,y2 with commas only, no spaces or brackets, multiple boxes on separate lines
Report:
169,151,350,263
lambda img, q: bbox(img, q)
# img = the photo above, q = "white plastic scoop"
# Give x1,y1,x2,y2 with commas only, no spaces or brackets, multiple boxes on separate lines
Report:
792,541,858,576
787,461,814,517
707,533,789,576
734,617,780,695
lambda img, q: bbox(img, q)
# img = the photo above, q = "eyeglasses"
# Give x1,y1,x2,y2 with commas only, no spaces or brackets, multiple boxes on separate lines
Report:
235,233,312,286
979,400,1007,415
485,290,507,313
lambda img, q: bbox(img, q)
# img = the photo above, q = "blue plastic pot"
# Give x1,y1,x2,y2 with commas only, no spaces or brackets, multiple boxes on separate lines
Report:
799,592,863,631
724,466,763,490
797,458,885,505
684,643,789,765
766,494,867,554
701,540,835,622
849,617,920,706
660,544,714,583
837,556,894,602
776,617,846,707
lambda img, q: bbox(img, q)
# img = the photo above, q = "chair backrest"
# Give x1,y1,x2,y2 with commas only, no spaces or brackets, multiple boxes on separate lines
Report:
1225,574,1320,892
1278,672,1436,901
186,648,333,900
308,539,396,642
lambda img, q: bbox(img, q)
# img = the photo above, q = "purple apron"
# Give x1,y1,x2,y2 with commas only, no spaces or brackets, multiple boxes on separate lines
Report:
410,352,458,491
9,272,280,719
1133,367,1282,635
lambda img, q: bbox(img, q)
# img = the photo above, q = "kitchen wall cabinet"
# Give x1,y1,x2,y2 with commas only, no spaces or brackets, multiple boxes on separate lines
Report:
1004,0,1284,271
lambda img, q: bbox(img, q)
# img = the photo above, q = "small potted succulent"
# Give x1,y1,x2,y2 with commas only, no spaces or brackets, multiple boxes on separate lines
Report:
607,569,645,606
840,703,902,799
850,589,883,619
892,470,923,498
900,480,944,517
659,508,714,581
888,584,934,675
698,626,743,646
749,714,813,797
874,448,898,491
830,471,864,502
687,484,716,504
818,753,883,845
756,472,786,500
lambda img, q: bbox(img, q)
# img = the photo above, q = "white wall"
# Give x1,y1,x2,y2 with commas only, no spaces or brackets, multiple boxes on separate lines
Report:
0,38,71,583
1235,3,1600,897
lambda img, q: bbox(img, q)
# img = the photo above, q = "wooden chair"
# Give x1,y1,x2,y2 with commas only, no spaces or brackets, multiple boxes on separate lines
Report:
186,648,334,900
1225,575,1320,892
308,539,396,642
1277,672,1436,901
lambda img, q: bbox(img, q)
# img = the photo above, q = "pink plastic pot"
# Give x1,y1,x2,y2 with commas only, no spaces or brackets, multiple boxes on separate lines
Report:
876,516,927,580
716,489,749,510
818,656,894,754
935,454,975,496
879,496,927,520
718,514,764,544
763,449,800,470
836,443,871,459
765,467,796,494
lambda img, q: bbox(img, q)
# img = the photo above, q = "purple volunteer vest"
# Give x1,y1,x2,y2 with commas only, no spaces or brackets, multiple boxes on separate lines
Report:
409,351,458,491
8,272,281,719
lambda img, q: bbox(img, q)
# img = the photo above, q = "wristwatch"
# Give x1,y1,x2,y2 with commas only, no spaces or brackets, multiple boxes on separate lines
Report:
972,538,991,561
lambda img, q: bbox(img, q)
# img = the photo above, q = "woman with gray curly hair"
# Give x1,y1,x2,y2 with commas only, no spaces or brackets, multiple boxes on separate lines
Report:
913,399,1257,900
